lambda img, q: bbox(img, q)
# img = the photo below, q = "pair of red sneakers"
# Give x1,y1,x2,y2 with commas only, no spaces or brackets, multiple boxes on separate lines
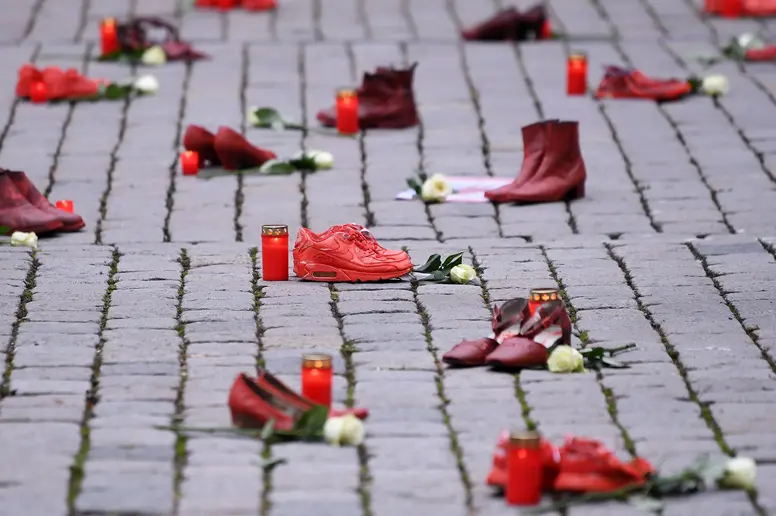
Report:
293,224,412,282
182,125,277,170
487,433,654,494
443,296,572,369
594,66,692,102
229,371,368,430
0,170,85,235
17,65,105,101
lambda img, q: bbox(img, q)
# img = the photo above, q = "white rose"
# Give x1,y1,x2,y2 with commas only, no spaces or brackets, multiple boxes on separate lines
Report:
737,33,765,50
10,231,38,249
701,75,729,96
294,150,334,170
420,174,452,202
323,414,365,446
140,45,167,66
719,457,756,490
247,107,260,127
450,264,476,284
547,345,586,373
133,75,159,94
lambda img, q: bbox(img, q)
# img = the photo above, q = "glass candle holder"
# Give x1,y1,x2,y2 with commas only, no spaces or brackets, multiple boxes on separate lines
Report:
528,287,560,316
566,52,587,96
506,430,543,506
261,225,289,281
100,18,120,56
30,82,47,104
180,151,199,176
55,200,74,213
301,353,333,407
336,89,359,135
721,0,742,17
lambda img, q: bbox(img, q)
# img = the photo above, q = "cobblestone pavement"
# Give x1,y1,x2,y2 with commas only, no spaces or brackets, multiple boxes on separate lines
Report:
1,0,776,515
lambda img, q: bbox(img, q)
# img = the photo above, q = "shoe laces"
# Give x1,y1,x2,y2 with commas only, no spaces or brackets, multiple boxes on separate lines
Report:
343,226,381,254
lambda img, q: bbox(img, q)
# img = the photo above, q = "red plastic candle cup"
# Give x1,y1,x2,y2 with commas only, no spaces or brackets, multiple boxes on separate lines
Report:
528,287,560,316
100,18,120,56
566,52,588,96
301,353,333,408
55,200,74,213
336,88,359,135
540,19,552,39
30,81,47,104
180,151,199,176
506,430,543,506
721,0,742,17
261,224,289,281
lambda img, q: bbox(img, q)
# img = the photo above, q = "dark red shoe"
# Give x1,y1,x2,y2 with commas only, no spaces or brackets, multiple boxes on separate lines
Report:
442,337,499,367
256,370,368,420
595,66,692,101
461,4,548,41
316,64,420,130
0,170,64,234
746,45,776,61
228,373,304,431
213,126,277,170
519,299,571,344
16,64,43,98
183,125,220,166
243,0,277,10
486,430,560,492
485,120,586,204
6,171,85,231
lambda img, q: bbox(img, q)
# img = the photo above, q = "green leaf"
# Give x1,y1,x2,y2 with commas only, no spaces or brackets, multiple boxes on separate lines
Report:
259,160,296,175
414,253,442,274
261,457,287,472
580,347,605,361
97,51,123,62
687,76,702,94
0,226,9,236
292,405,328,438
406,177,421,195
288,155,318,171
251,107,303,130
430,270,449,281
600,357,628,369
441,251,465,271
102,83,134,100
260,419,275,441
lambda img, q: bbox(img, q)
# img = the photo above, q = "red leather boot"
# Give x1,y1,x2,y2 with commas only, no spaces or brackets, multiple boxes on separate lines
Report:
0,170,64,234
484,120,556,203
6,171,85,231
183,125,221,166
213,127,277,170
486,121,586,204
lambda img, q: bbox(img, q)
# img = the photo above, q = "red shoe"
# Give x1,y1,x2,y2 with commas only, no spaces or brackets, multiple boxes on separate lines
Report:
553,437,654,493
243,0,277,10
5,171,85,231
316,64,419,130
595,66,692,101
214,126,277,170
194,0,217,6
442,337,499,367
745,45,776,61
293,226,413,282
0,170,64,234
462,3,548,41
743,0,776,16
486,430,560,491
228,373,303,431
256,370,368,419
485,121,586,204
183,125,221,166
63,68,100,99
16,64,43,98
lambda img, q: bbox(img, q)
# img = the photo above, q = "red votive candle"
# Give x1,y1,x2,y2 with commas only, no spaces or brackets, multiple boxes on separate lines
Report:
506,430,543,506
528,288,559,316
30,82,47,103
261,224,289,281
540,19,552,39
55,200,74,213
180,151,199,176
301,353,333,407
721,0,742,17
336,88,359,135
567,52,587,96
100,18,120,56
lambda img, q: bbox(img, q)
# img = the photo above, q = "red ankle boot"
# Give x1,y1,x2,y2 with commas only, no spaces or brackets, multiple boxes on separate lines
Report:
6,171,84,231
485,121,586,204
0,170,64,234
183,125,220,166
214,127,277,170
484,120,556,203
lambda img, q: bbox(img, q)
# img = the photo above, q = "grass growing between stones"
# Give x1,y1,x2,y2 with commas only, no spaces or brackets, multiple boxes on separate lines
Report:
163,60,193,243
67,247,120,513
328,283,374,516
172,248,191,511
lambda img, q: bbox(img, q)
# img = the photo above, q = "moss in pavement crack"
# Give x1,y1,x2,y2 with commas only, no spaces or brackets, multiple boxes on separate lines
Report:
0,250,39,401
163,61,193,243
172,248,191,513
67,247,120,513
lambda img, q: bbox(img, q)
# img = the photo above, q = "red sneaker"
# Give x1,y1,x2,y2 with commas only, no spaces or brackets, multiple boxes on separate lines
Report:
16,64,43,98
311,224,407,259
293,226,412,282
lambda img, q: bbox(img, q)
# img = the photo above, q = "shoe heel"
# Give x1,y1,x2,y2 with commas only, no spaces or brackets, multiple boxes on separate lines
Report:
231,411,262,429
566,183,585,200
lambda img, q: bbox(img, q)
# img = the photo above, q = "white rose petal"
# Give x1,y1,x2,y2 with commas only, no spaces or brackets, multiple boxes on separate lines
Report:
140,45,167,66
247,107,260,127
719,457,756,490
10,231,38,249
450,264,476,284
701,75,729,96
547,345,586,373
133,74,160,94
737,33,765,50
420,173,452,202
323,417,345,446
323,414,365,446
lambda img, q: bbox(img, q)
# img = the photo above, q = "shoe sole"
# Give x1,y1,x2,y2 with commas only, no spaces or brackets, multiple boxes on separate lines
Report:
295,261,411,282
60,220,86,232
6,219,65,235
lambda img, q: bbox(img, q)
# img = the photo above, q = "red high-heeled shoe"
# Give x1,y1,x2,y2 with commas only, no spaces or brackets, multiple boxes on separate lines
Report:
213,127,276,170
228,373,304,430
183,125,221,166
257,370,369,420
